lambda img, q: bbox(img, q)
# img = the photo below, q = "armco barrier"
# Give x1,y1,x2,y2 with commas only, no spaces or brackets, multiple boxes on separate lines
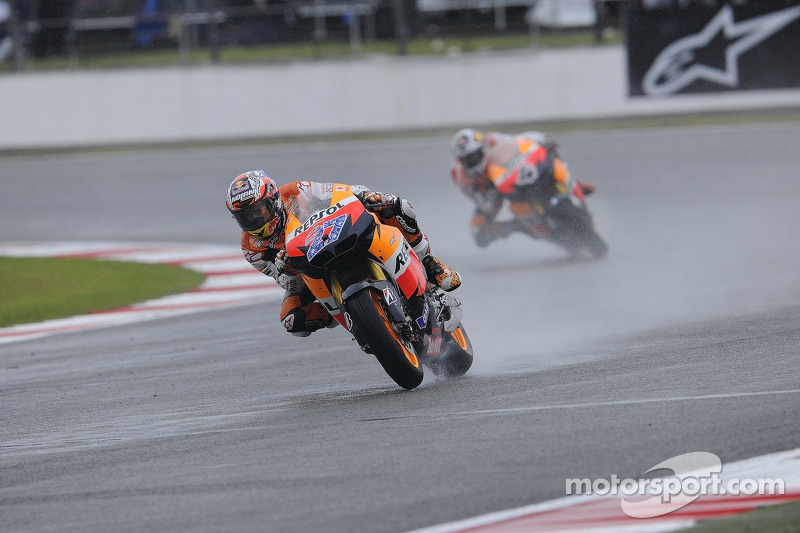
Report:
2,45,800,151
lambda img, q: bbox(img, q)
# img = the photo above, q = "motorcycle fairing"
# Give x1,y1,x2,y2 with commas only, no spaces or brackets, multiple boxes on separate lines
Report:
366,224,426,301
286,197,365,268
341,278,407,324
485,138,548,195
486,145,588,219
284,184,428,328
300,274,342,325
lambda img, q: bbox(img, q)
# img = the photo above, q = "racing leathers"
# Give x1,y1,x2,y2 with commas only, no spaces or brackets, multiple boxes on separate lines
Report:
240,180,459,337
451,131,585,247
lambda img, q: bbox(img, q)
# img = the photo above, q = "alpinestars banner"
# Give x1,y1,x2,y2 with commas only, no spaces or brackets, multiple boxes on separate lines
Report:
626,1,800,97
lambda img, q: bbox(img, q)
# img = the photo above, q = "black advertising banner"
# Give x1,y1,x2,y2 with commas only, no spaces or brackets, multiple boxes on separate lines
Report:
626,1,800,97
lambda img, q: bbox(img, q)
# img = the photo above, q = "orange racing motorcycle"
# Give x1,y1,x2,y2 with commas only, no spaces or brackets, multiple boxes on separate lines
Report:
284,184,473,390
479,142,608,259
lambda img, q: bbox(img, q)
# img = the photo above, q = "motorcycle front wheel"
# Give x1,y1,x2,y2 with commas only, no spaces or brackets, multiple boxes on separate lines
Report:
345,288,425,390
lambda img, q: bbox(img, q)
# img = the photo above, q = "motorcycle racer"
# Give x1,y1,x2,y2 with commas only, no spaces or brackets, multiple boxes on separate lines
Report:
450,128,595,248
226,170,461,337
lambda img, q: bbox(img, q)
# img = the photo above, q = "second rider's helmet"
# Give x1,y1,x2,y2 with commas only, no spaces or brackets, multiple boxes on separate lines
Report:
226,170,284,239
451,128,487,178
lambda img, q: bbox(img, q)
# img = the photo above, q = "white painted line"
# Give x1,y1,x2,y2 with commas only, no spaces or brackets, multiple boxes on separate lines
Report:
443,389,800,417
198,273,276,289
407,447,800,533
182,260,254,273
0,242,281,344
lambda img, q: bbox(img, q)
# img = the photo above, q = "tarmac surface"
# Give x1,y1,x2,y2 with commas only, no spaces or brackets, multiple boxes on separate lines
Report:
1,121,799,532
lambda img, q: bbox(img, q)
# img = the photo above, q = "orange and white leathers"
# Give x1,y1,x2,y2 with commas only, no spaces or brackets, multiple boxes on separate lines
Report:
239,180,432,336
451,131,574,247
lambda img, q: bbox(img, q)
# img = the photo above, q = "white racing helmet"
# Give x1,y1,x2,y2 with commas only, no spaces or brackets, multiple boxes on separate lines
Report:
451,128,487,177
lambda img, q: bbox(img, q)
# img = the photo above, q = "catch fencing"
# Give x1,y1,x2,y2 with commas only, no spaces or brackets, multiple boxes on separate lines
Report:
0,0,621,71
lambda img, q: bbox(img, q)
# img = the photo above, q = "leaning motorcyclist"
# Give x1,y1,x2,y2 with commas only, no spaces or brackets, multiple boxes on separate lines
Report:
450,128,594,248
226,170,461,337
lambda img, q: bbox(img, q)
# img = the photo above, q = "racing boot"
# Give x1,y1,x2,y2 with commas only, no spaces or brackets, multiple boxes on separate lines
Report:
422,255,461,292
578,181,595,196
281,300,337,337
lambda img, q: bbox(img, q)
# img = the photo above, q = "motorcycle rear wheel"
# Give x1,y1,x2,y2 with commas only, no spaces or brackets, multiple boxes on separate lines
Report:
346,288,425,390
427,324,474,379
548,200,608,259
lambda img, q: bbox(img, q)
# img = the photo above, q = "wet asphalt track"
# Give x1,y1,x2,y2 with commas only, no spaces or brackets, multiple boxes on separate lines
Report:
2,122,800,532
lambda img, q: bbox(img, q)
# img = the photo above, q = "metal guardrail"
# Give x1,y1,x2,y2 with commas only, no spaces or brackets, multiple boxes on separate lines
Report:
416,0,540,30
295,1,379,49
21,11,230,65
5,2,382,69
2,0,624,71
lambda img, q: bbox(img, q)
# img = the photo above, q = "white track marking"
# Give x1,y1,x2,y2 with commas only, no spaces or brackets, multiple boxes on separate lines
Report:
408,447,800,533
442,388,800,417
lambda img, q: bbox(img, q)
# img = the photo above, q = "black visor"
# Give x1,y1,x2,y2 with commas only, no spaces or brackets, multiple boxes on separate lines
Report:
462,147,485,170
232,197,276,231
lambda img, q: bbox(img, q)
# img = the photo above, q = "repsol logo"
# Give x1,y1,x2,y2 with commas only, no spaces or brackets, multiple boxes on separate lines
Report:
394,241,411,274
294,202,345,236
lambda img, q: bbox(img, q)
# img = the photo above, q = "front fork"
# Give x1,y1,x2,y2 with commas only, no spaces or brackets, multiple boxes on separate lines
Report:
331,261,463,358
333,262,423,340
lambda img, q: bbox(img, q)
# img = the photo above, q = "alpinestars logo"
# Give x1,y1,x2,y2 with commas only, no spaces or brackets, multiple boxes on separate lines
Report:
643,4,800,96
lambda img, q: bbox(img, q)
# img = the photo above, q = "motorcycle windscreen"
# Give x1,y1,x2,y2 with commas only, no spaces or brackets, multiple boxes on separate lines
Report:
285,194,372,269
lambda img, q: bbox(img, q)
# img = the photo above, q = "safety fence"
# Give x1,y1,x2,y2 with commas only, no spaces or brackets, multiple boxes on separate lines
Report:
0,0,623,71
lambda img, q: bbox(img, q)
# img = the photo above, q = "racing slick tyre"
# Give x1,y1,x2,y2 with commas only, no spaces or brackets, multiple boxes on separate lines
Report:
548,200,608,259
345,288,425,390
427,324,474,379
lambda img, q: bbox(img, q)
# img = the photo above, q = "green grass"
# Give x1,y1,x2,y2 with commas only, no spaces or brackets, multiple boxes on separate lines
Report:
684,499,800,532
0,257,206,328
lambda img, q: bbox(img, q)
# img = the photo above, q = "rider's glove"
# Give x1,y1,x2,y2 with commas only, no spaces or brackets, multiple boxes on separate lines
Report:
275,249,288,273
262,249,288,280
276,250,304,291
262,262,280,279
361,192,401,218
